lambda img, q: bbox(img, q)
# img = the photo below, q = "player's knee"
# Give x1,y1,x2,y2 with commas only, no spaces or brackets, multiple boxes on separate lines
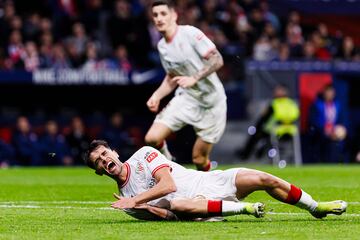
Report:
144,133,161,146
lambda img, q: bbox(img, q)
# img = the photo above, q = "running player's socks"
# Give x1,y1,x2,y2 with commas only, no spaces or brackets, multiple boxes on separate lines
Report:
285,184,318,212
196,160,211,171
156,141,173,161
207,200,247,216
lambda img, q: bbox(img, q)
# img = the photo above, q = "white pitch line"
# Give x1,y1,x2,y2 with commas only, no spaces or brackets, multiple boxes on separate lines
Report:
0,204,359,217
0,201,359,205
0,204,114,210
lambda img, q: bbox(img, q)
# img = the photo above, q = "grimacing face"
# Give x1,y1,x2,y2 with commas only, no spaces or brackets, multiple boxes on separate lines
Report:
89,145,122,176
152,4,176,34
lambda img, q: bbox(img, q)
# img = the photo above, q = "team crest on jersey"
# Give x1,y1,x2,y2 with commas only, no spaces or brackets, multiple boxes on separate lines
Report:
148,178,156,188
145,151,158,163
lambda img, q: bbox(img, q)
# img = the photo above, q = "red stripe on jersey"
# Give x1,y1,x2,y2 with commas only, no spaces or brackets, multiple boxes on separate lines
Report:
151,164,171,177
285,184,302,204
208,200,222,216
196,33,204,41
202,47,216,60
120,162,131,188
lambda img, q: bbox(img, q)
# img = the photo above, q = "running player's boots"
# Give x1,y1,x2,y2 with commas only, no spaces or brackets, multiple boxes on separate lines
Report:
311,200,347,219
244,202,265,218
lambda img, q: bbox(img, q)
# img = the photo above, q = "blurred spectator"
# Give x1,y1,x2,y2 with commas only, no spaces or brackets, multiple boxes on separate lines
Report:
39,120,72,166
65,116,90,165
310,31,331,61
81,41,104,70
308,84,348,163
23,41,40,71
276,42,290,61
0,139,14,168
51,43,71,69
302,41,316,60
23,13,41,42
336,36,360,61
12,116,41,166
286,11,303,57
7,30,25,69
259,1,280,32
101,112,134,161
109,45,132,73
65,22,89,58
235,85,299,160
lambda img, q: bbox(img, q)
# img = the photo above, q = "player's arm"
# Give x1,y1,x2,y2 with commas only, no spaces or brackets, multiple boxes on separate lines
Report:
111,167,177,209
172,49,223,88
114,194,179,221
147,74,177,112
193,49,224,81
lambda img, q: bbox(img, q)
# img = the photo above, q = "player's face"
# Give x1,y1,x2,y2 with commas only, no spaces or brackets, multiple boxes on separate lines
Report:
90,145,122,177
152,5,176,33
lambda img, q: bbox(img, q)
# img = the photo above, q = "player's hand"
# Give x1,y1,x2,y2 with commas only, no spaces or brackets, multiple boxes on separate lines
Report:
147,94,160,112
172,76,197,88
113,193,148,210
111,193,136,209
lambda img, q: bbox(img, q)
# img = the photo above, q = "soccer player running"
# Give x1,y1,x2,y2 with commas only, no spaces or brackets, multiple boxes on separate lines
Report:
145,0,227,171
84,140,347,221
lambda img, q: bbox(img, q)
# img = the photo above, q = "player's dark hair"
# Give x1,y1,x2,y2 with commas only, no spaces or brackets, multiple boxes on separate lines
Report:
83,139,110,169
151,0,175,9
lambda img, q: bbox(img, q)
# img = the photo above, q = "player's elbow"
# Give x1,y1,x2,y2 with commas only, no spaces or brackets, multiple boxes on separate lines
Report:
167,183,177,193
216,56,224,70
164,182,177,194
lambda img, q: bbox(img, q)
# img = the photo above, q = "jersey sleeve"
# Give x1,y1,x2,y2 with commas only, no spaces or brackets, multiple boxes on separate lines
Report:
187,26,217,59
138,146,171,177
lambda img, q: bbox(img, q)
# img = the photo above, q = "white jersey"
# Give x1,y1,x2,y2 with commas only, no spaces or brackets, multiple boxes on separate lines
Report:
119,146,239,206
158,25,226,107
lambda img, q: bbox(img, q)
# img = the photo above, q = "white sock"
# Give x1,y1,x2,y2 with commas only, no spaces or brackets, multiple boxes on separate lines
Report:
221,201,247,216
295,190,318,212
158,141,173,161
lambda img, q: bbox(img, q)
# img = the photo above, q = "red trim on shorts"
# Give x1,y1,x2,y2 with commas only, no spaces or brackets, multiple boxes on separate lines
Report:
207,200,222,216
202,47,216,60
165,26,179,43
151,164,171,177
285,184,302,204
120,162,131,188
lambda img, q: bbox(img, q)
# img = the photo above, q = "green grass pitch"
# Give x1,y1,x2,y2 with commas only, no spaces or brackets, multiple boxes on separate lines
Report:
0,165,359,240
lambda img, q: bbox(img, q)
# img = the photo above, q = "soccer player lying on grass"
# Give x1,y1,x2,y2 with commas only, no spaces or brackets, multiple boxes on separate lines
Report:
84,140,347,221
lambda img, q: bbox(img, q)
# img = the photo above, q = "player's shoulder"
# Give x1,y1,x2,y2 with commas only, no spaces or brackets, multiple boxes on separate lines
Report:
180,25,202,35
131,146,159,162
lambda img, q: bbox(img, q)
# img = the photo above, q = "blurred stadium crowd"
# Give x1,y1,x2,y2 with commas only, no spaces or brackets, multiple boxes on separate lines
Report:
0,0,359,73
0,0,359,167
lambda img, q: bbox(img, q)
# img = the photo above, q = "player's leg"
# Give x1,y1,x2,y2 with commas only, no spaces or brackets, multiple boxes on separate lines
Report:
145,122,174,160
234,168,347,218
170,198,265,218
192,138,213,171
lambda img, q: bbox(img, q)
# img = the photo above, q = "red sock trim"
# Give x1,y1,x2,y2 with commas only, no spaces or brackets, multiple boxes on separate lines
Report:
207,200,222,216
285,184,302,205
156,141,165,149
197,161,211,172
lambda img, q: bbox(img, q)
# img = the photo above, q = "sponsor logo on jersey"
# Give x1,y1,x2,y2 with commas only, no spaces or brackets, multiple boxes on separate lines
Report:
145,151,158,163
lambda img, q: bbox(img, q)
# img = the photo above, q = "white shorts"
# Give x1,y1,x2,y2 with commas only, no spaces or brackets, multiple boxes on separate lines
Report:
154,94,227,143
192,168,240,201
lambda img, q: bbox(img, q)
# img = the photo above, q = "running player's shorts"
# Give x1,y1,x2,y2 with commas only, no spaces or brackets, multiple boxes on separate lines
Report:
154,94,227,144
192,168,240,201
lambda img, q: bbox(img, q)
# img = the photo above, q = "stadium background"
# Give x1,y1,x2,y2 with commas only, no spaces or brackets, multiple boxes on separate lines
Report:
0,0,359,167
